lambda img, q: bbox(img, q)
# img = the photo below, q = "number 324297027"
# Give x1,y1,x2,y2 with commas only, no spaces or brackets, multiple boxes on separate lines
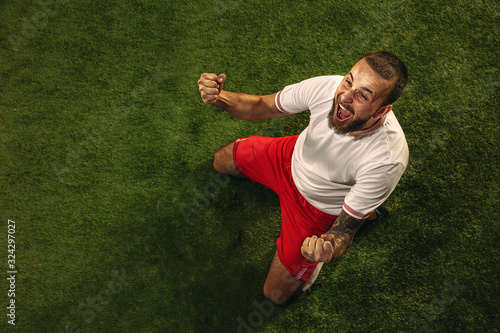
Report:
8,220,16,266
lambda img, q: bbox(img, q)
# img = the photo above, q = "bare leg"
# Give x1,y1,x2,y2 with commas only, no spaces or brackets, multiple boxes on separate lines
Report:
216,143,303,303
213,142,246,178
263,251,304,305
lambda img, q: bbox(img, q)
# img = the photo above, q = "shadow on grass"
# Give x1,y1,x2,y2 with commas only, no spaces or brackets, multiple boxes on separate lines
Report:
149,160,287,332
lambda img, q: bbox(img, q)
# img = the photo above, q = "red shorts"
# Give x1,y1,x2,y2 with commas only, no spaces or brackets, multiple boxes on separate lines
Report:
233,135,337,281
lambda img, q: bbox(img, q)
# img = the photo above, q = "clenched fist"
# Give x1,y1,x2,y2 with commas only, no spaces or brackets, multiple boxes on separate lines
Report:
197,73,226,104
301,234,336,263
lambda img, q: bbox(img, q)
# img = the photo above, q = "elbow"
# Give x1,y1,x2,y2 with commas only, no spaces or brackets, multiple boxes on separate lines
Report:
238,112,259,121
244,106,266,121
246,98,278,121
246,114,264,122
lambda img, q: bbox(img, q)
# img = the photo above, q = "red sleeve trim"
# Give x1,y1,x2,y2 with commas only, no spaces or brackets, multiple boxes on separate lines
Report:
343,203,368,219
275,90,288,113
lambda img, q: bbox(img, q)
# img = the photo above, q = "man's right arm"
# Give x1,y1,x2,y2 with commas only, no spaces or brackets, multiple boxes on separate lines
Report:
197,73,286,121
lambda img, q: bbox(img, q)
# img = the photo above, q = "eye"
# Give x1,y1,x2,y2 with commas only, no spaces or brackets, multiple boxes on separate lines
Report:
357,91,368,101
345,79,352,87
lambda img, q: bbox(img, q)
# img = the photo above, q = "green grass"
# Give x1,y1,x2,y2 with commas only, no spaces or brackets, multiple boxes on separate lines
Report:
0,0,498,332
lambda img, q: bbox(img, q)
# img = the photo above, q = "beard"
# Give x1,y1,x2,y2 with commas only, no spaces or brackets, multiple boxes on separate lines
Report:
327,99,372,135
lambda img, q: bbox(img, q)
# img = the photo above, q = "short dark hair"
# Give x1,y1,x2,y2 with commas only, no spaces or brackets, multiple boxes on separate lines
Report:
358,51,408,106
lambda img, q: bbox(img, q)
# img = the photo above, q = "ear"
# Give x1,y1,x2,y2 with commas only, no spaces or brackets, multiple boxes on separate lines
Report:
373,104,392,119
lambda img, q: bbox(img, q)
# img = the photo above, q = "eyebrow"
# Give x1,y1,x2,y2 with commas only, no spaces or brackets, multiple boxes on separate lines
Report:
347,72,374,96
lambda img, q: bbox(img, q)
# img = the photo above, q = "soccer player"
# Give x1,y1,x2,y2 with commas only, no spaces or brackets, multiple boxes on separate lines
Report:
197,51,409,305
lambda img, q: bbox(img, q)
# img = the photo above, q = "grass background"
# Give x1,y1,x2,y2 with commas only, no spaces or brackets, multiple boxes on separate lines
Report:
0,0,498,332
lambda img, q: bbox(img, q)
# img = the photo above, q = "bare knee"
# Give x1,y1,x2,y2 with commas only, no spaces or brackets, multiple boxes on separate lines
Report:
263,285,292,306
263,253,304,306
213,150,225,173
213,143,233,173
213,142,244,178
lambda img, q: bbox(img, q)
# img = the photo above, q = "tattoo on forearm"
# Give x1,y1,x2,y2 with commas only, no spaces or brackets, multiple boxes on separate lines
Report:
326,210,365,258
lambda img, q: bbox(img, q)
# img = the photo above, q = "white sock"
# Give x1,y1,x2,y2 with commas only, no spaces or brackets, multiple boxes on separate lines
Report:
302,262,324,292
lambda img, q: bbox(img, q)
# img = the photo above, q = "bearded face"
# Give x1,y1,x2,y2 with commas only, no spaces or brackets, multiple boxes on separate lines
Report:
328,97,375,134
327,59,395,135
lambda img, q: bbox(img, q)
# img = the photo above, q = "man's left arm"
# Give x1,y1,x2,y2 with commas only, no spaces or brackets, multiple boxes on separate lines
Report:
301,209,366,263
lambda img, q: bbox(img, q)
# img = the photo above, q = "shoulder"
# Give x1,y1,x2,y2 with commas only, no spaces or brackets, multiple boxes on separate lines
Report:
282,75,343,93
295,75,343,90
385,111,409,167
299,75,344,101
277,75,344,114
362,111,409,168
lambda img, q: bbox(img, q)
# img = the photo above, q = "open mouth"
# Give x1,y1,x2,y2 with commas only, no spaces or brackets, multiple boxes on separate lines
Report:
335,103,353,123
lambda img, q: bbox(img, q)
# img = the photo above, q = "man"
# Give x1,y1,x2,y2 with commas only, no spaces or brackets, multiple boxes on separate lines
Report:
197,51,408,305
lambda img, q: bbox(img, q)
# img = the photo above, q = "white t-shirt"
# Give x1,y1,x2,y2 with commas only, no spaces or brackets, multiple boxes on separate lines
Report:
275,75,409,218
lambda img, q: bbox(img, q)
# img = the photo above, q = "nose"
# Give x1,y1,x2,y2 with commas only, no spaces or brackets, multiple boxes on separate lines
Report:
340,89,354,104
